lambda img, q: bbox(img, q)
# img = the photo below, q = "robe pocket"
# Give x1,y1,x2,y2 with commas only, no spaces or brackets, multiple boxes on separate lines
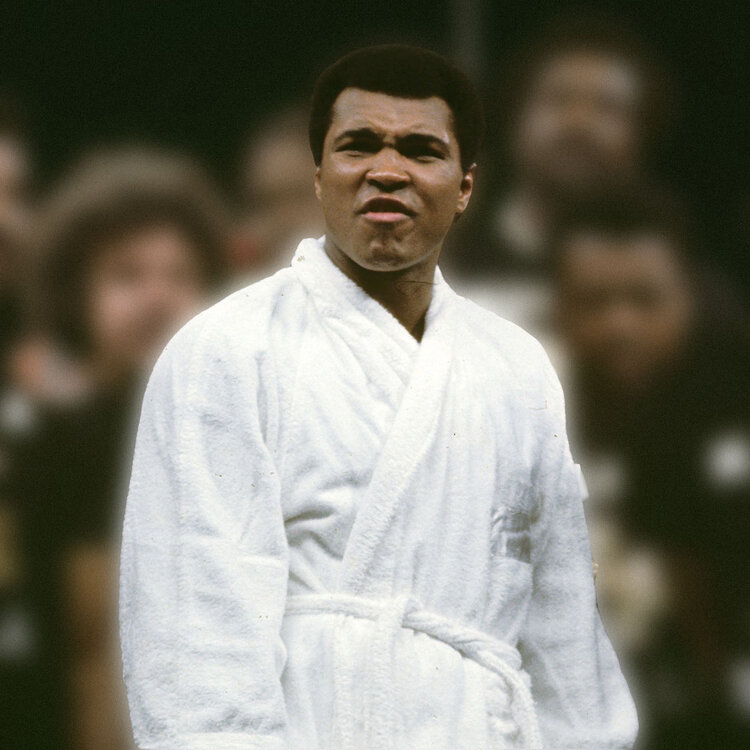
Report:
490,507,531,564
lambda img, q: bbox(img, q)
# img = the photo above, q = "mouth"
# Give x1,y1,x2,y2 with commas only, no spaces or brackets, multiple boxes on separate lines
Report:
358,196,415,223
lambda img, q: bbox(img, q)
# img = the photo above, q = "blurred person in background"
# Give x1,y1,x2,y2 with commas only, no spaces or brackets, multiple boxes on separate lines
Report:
446,13,671,353
0,90,42,750
4,147,228,749
552,192,750,749
0,93,87,411
0,92,32,370
230,103,324,285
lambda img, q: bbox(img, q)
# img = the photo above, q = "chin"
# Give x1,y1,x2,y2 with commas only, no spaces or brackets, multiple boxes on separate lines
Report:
362,246,413,271
327,231,426,274
356,234,428,271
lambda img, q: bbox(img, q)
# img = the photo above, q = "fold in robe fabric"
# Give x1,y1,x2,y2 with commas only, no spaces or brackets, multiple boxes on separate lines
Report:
119,236,638,749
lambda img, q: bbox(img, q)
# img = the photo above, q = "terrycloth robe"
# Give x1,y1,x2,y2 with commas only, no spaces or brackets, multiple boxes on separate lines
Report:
119,236,638,750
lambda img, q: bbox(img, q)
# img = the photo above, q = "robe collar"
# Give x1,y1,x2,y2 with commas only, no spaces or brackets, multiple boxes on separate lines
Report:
291,236,454,355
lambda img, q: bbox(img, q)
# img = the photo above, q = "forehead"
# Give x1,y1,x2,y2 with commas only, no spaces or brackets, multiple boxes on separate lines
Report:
327,88,455,141
561,232,684,286
92,223,194,260
531,52,641,103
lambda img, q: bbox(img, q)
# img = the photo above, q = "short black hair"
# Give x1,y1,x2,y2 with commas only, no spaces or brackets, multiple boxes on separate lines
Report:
35,147,229,354
309,44,484,172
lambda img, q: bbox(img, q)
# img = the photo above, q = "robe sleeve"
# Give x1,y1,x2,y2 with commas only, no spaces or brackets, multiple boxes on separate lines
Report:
517,354,638,750
119,318,289,750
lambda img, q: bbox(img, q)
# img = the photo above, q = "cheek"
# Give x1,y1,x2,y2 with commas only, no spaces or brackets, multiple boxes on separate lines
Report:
87,280,136,343
647,309,688,351
318,175,350,223
423,175,466,219
518,107,561,150
564,308,616,350
596,117,639,159
572,318,608,351
319,162,357,198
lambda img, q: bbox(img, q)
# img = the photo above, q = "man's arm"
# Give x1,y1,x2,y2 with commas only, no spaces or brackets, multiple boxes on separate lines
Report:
119,320,289,750
517,354,639,750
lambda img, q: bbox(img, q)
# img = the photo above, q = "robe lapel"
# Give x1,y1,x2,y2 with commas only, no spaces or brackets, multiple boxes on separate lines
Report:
292,237,459,599
292,238,418,400
340,277,458,597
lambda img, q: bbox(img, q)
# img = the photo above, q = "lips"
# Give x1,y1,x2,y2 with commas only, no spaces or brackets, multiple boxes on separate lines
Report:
359,196,415,223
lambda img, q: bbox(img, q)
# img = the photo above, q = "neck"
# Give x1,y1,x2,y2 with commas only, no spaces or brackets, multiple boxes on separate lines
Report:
324,239,438,341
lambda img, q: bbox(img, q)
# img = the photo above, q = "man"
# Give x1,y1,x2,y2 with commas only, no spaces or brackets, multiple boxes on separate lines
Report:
120,45,637,749
553,194,750,748
453,14,667,278
231,103,325,284
445,15,668,355
0,92,38,749
7,146,228,750
0,92,31,327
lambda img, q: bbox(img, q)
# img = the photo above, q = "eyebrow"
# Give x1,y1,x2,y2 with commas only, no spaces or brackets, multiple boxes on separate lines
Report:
332,127,451,151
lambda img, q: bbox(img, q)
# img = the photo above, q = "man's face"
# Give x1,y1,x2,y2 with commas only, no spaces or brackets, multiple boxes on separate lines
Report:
556,233,694,392
315,88,474,273
236,127,324,273
85,223,207,379
514,52,643,198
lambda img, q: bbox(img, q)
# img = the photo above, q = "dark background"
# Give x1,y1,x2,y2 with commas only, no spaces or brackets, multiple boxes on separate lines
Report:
1,0,747,278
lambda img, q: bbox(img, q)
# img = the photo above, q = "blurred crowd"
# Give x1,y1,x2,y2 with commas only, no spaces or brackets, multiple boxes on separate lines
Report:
0,12,747,750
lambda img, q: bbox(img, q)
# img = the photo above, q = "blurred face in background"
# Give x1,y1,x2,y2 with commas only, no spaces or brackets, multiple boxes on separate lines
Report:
234,126,324,274
556,232,694,393
84,223,206,383
514,51,643,199
0,135,31,287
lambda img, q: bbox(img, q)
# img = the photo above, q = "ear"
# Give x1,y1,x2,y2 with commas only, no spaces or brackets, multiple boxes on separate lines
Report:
314,165,322,202
455,164,476,217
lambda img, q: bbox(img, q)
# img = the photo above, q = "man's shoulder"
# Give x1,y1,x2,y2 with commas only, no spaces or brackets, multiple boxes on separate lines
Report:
452,294,563,410
454,293,549,364
159,267,303,366
199,267,301,329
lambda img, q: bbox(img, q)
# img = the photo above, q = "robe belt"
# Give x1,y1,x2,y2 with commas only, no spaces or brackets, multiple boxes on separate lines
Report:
285,592,543,750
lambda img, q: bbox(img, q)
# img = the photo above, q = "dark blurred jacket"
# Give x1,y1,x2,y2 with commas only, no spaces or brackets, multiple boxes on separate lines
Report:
2,382,137,749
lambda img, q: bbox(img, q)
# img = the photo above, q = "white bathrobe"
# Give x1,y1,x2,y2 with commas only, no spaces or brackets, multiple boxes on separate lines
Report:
119,236,637,750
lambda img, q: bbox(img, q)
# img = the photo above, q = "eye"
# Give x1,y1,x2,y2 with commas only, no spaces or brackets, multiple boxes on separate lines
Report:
399,142,445,162
337,138,378,155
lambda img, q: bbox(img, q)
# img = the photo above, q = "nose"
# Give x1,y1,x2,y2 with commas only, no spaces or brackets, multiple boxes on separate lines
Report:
558,94,606,137
366,148,410,191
